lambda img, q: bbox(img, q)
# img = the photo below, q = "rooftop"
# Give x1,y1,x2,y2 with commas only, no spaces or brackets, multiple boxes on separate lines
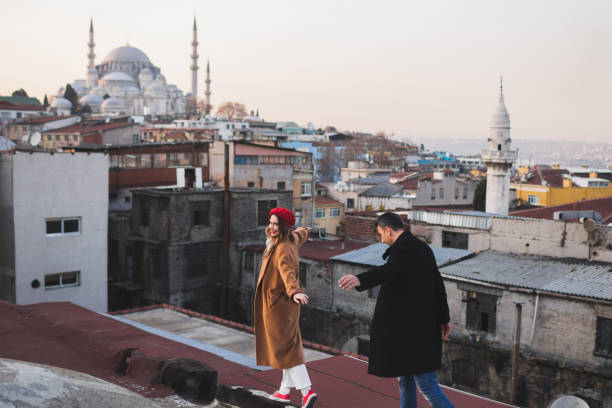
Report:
41,122,135,135
360,182,405,198
10,115,74,125
314,195,342,206
510,196,612,224
235,142,309,157
0,301,515,408
440,250,612,301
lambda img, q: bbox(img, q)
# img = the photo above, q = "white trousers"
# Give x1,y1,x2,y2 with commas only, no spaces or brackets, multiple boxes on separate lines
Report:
280,364,311,390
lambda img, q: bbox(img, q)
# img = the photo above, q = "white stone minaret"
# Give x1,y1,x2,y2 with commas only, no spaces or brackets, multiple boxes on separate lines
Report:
482,77,517,215
86,18,98,88
205,60,211,114
190,17,199,98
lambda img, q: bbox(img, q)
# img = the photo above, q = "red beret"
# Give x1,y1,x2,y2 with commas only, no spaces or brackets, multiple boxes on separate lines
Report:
269,207,295,228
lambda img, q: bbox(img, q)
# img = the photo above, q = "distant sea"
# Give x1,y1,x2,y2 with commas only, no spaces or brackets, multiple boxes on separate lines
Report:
397,137,611,168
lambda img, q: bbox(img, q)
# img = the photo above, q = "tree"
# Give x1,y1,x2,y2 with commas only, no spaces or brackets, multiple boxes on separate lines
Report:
473,179,487,211
43,94,49,107
216,101,247,121
63,84,79,113
77,104,92,115
12,89,28,97
197,99,213,115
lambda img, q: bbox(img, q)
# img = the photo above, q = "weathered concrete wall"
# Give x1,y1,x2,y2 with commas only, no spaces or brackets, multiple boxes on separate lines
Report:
12,152,108,313
490,217,588,259
233,164,292,189
300,259,333,309
0,153,15,303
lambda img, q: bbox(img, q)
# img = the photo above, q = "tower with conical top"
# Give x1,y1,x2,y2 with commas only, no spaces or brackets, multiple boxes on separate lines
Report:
191,17,199,99
482,77,518,215
205,60,211,115
86,18,97,88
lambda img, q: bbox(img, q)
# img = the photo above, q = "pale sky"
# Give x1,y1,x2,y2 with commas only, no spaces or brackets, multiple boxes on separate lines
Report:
1,0,611,142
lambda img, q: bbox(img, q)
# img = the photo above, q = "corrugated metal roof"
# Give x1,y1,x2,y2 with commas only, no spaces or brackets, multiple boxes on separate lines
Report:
331,242,474,267
0,136,16,151
440,250,612,301
360,182,404,197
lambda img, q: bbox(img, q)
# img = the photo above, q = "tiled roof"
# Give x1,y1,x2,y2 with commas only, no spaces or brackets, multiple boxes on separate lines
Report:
332,242,474,267
41,122,133,134
510,196,612,224
398,178,419,190
440,250,612,301
235,143,308,156
315,196,342,206
11,115,73,125
299,239,370,261
0,101,46,111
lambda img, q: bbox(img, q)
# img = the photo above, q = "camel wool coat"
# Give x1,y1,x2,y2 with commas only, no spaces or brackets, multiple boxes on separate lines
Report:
254,228,309,369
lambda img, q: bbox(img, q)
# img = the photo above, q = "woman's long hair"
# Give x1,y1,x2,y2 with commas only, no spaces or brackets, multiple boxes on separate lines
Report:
264,215,295,256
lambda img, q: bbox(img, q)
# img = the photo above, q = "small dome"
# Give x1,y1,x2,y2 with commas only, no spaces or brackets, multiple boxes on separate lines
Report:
90,86,105,95
79,94,104,107
155,74,166,84
101,72,136,82
101,97,125,113
52,97,72,109
102,46,151,64
70,82,86,93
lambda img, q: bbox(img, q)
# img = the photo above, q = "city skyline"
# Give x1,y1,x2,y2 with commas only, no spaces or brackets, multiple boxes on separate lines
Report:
1,0,611,142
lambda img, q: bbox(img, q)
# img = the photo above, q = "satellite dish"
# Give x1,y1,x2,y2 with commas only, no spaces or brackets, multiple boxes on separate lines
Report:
550,396,589,408
30,132,41,146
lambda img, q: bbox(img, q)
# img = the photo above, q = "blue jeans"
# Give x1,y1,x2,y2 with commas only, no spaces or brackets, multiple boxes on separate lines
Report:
399,372,454,408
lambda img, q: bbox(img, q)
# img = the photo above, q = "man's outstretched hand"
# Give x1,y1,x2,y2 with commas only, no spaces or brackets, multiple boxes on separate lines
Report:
441,323,452,340
338,274,361,291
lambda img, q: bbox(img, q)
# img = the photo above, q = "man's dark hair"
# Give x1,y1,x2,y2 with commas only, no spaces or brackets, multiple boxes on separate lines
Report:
375,212,405,231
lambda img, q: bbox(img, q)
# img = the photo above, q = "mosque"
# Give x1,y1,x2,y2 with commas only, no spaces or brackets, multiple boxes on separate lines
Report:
52,18,211,116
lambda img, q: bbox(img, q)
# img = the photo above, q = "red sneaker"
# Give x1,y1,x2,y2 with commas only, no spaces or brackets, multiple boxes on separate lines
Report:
302,390,317,408
269,391,290,402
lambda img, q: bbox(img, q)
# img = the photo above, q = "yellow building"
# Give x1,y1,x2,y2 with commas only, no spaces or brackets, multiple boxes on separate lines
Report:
313,196,344,236
511,167,612,207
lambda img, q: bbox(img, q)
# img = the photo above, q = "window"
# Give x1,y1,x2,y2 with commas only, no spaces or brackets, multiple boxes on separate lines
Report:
192,202,211,227
452,359,479,390
301,181,312,197
154,153,167,168
431,188,436,200
277,181,285,190
63,135,69,142
124,196,131,203
595,317,612,358
314,208,326,219
124,154,138,168
299,262,307,287
455,188,459,199
45,218,80,236
442,231,468,250
463,186,468,199
138,154,151,168
347,198,355,209
168,152,192,166
45,271,80,289
73,135,78,142
197,152,208,167
257,200,277,226
439,188,444,199
527,195,540,205
465,291,497,334
329,207,340,217
247,181,255,188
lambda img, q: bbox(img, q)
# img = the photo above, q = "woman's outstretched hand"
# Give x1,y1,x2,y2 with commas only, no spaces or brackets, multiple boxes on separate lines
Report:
293,293,309,304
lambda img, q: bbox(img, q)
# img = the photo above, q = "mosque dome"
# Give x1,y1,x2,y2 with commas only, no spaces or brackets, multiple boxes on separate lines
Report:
102,46,151,64
101,97,125,113
79,94,104,107
52,97,72,109
90,86,105,96
70,82,86,93
101,72,136,82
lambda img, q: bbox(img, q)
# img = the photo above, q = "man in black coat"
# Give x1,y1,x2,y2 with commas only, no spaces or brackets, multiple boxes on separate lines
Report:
338,212,454,408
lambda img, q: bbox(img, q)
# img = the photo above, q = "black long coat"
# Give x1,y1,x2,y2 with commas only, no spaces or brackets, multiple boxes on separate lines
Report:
356,230,450,377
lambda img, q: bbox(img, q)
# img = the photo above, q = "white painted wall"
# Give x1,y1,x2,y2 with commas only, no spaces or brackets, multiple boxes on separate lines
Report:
12,152,108,312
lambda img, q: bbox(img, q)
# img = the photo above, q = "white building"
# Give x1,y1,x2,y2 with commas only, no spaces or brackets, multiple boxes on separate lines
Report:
0,145,109,312
53,19,196,116
482,79,517,215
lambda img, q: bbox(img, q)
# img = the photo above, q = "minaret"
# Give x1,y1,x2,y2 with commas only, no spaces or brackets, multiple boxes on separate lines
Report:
205,60,211,114
86,18,98,88
190,17,199,99
482,77,518,215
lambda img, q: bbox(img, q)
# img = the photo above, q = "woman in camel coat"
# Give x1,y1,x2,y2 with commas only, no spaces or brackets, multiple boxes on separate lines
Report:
254,207,317,408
